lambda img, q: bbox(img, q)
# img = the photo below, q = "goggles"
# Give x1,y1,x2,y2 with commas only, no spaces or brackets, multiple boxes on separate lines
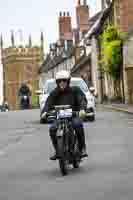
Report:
56,79,68,83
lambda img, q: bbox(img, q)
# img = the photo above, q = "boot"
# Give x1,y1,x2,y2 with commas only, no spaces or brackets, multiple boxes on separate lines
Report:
50,153,57,160
76,128,88,158
80,147,88,158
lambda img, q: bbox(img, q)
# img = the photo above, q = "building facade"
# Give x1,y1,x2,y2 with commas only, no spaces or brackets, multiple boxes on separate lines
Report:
1,33,44,110
113,0,133,103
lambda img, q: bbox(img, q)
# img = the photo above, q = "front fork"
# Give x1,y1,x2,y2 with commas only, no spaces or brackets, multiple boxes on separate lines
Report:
56,121,75,158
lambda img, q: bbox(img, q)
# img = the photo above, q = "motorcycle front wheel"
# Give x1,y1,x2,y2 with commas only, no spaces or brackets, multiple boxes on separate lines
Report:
57,137,68,176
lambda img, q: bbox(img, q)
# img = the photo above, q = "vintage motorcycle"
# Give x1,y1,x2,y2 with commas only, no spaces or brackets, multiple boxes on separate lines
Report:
20,95,30,110
47,105,83,176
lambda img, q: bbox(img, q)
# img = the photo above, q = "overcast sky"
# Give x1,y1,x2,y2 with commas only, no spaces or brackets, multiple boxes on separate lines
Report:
0,0,100,51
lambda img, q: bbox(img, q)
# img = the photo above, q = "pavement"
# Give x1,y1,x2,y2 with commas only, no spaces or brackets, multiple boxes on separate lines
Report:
100,103,133,115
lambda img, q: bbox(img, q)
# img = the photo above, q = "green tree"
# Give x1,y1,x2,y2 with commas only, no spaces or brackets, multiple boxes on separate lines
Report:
102,25,122,79
101,25,126,98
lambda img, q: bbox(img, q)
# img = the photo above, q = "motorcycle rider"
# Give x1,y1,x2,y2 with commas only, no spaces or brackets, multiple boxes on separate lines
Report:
18,83,31,109
42,70,88,160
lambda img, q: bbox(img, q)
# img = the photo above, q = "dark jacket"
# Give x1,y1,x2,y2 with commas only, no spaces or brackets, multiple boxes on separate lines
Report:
18,84,31,96
43,86,87,112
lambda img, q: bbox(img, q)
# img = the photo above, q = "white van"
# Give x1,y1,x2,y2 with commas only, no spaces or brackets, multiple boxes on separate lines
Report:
37,77,96,123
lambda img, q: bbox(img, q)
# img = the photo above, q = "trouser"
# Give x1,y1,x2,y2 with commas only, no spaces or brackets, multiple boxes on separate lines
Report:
49,118,86,152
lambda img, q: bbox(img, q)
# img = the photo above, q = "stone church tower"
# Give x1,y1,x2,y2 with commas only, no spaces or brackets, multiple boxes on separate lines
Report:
0,32,44,110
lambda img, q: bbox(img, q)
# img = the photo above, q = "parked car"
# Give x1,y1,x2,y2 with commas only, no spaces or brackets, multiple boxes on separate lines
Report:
37,77,96,123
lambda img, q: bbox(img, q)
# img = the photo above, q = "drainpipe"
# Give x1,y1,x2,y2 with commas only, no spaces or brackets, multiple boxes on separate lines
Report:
97,36,104,103
121,43,125,103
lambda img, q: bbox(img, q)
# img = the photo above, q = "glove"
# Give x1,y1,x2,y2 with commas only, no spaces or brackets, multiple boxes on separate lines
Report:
79,110,86,119
41,112,47,119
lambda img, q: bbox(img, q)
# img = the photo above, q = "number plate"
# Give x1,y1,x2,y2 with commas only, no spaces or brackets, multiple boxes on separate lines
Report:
58,109,72,118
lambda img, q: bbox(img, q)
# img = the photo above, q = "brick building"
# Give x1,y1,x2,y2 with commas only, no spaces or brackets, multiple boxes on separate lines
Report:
113,0,133,32
97,0,133,103
113,0,133,103
0,32,44,110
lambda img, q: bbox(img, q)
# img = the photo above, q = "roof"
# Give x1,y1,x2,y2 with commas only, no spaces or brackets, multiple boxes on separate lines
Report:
89,11,102,29
71,54,91,74
39,47,74,74
79,4,112,46
89,6,112,36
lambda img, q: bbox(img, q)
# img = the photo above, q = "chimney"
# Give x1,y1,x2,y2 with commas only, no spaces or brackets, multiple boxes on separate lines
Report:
76,0,89,35
58,11,73,42
78,0,80,6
